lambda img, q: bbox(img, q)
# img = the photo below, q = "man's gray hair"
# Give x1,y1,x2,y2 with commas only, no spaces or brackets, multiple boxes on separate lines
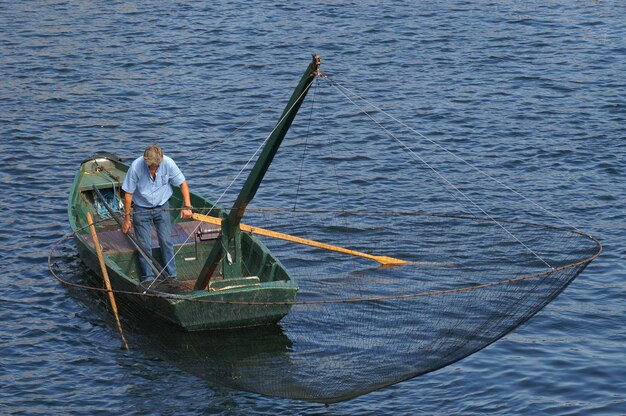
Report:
144,145,163,167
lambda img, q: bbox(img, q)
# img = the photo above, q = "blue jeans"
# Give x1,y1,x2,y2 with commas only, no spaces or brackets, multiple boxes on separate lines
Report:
133,202,176,281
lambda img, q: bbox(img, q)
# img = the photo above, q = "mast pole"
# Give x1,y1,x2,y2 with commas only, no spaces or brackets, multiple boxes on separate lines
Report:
194,55,322,290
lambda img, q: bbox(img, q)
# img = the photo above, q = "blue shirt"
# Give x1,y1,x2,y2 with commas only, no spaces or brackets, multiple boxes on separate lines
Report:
122,155,185,208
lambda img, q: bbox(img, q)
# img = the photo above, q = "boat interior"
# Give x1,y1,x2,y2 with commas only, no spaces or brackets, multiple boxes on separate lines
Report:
73,157,291,292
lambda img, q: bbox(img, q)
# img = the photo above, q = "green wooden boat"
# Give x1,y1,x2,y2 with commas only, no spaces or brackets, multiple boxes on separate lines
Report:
68,55,321,331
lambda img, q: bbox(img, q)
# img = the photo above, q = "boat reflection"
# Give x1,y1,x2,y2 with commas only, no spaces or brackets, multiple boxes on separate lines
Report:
126,314,295,395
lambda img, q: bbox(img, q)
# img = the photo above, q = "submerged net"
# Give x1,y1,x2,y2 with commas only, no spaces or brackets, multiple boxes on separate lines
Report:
50,76,601,402
207,210,599,402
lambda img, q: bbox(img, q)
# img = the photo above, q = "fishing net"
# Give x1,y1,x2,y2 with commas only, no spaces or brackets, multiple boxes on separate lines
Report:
50,76,601,403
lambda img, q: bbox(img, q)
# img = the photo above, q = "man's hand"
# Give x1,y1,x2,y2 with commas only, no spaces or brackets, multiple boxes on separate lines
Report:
122,217,131,233
181,207,192,219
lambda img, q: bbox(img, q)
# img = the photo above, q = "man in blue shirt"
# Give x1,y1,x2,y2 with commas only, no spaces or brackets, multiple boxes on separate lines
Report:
121,145,193,282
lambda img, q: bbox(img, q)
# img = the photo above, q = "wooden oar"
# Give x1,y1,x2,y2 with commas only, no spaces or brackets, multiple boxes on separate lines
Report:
192,213,408,266
87,212,129,351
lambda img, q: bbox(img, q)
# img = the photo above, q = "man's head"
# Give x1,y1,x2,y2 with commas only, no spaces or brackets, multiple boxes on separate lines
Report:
144,145,163,167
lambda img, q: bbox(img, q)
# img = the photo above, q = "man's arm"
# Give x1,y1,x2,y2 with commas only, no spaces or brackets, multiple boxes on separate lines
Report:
122,192,133,233
179,180,192,219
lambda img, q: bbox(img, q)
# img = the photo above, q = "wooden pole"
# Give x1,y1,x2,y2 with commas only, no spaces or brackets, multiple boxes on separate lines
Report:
192,213,408,266
86,212,129,351
194,55,322,290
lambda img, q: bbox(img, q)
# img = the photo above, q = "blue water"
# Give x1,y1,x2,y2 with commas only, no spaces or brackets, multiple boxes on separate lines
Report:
2,1,625,414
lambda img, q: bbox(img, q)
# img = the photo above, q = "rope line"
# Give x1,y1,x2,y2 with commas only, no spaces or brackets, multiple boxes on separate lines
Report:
133,206,600,238
181,86,304,170
323,77,554,269
48,228,601,305
293,80,319,210
323,76,588,236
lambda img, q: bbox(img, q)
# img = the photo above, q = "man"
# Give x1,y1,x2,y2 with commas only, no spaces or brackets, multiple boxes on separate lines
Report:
121,145,193,282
